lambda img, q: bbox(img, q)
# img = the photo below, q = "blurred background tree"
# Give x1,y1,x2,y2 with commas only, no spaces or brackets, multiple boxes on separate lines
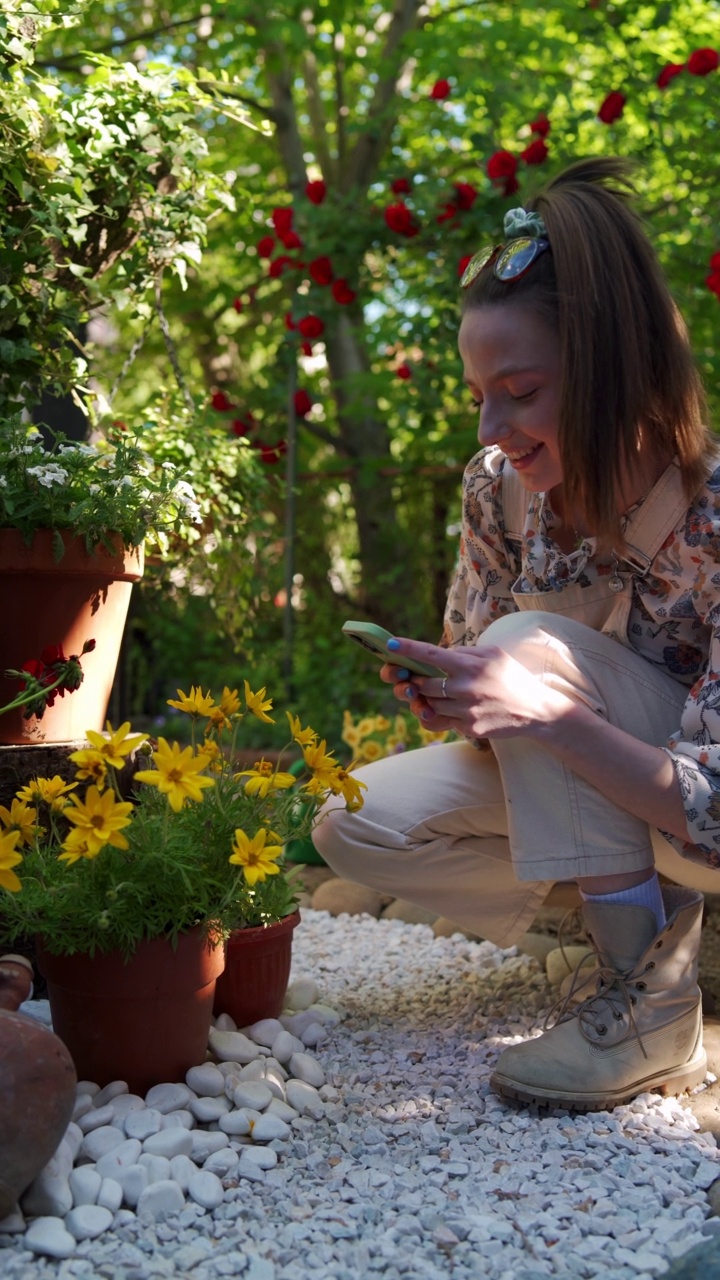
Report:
24,0,720,748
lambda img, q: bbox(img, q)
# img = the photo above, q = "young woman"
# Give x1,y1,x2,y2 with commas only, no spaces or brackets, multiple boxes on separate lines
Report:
313,157,720,1111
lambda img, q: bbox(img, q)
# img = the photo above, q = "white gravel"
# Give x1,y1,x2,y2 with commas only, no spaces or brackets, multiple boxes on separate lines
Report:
2,907,720,1279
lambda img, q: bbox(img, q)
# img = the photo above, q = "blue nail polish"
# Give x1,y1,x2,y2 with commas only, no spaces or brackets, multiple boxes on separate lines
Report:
421,709,432,722
405,685,416,699
394,667,410,680
386,637,400,651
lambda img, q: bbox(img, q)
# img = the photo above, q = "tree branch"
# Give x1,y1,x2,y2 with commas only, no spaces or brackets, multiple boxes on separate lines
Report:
301,51,335,181
196,80,280,123
254,20,308,199
299,420,345,451
35,15,205,67
343,0,424,192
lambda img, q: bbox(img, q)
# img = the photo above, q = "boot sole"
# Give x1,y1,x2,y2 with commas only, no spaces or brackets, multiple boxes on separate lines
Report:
490,1050,708,1112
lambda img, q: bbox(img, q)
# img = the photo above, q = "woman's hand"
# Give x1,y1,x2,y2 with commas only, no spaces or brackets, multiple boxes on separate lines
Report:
383,637,571,741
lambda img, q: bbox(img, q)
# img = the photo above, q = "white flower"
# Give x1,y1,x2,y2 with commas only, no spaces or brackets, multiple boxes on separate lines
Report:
59,443,99,457
173,480,202,523
0,476,7,488
27,464,69,488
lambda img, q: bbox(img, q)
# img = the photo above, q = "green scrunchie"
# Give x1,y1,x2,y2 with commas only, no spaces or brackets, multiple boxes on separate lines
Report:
503,208,547,240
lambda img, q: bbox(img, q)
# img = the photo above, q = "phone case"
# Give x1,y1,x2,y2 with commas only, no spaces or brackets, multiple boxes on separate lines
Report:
341,621,446,678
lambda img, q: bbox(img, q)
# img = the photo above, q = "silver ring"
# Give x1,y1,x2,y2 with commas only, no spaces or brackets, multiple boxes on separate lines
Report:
441,676,449,699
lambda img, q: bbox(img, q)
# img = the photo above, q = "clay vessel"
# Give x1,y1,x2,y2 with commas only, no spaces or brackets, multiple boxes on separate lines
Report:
0,955,76,1217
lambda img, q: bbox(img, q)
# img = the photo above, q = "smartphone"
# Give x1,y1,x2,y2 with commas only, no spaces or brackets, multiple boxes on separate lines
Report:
342,621,447,679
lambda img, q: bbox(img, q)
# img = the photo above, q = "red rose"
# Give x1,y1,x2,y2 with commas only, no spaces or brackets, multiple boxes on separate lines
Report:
305,180,327,205
331,279,356,305
309,256,334,285
391,177,411,194
384,201,420,237
271,207,294,235
707,270,720,299
687,48,719,76
436,201,459,224
429,79,451,100
268,255,294,277
710,252,720,270
280,229,303,250
232,297,243,313
396,363,412,380
503,176,520,196
211,391,233,412
458,253,473,278
298,315,324,339
232,413,256,438
300,341,313,357
454,182,477,210
294,390,313,417
597,91,626,124
529,114,551,138
486,150,518,183
257,236,275,258
657,63,684,89
40,643,67,666
255,440,287,464
285,313,296,330
520,138,549,165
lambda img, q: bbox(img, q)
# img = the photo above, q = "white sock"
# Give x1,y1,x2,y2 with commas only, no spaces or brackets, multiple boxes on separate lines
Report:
580,871,666,931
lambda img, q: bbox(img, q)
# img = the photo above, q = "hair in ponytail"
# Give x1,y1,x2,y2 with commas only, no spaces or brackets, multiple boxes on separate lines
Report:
462,158,712,547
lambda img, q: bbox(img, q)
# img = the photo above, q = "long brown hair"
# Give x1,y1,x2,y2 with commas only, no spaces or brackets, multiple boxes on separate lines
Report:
462,157,713,547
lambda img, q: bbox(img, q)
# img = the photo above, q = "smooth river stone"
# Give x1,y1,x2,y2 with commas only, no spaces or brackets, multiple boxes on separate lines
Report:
208,1030,260,1064
188,1095,231,1123
168,1155,199,1192
203,1148,239,1177
267,1098,299,1123
62,1126,83,1163
124,1108,163,1141
95,1139,143,1179
218,1111,251,1137
187,1170,224,1210
285,1080,325,1119
305,1003,341,1027
79,1126,126,1163
246,1018,284,1048
213,1013,236,1032
160,1110,194,1130
271,1030,305,1064
144,1083,195,1114
301,1023,327,1048
77,1104,115,1135
93,1081,129,1108
190,1130,229,1162
21,1171,72,1218
284,977,319,1011
288,1053,325,1087
25,1216,76,1259
115,1166,149,1208
97,1178,123,1213
72,1095,93,1123
68,1166,101,1207
138,1153,171,1184
136,1180,186,1223
110,1094,145,1121
185,1063,225,1097
232,1081,273,1111
240,1146,277,1170
142,1129,194,1159
64,1204,113,1240
250,1114,291,1142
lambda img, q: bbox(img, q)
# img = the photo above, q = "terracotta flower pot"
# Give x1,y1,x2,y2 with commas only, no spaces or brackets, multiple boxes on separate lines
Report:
213,911,301,1028
0,529,143,745
35,928,224,1094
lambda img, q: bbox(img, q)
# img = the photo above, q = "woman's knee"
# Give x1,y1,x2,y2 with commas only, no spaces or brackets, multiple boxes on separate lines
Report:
311,796,357,872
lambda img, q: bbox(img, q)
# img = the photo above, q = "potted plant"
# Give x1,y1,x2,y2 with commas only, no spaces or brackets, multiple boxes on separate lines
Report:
0,679,365,1091
0,418,202,744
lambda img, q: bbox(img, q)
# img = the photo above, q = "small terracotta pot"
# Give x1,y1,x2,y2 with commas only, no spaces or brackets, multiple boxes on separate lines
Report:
213,912,301,1028
0,530,143,745
36,928,224,1094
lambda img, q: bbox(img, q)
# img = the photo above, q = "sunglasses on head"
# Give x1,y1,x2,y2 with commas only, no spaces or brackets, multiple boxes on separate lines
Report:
460,236,551,289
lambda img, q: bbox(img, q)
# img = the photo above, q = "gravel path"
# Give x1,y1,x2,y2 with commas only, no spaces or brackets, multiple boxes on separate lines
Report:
3,908,720,1279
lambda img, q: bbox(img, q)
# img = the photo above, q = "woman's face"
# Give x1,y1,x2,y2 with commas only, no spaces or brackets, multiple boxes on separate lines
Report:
458,304,563,493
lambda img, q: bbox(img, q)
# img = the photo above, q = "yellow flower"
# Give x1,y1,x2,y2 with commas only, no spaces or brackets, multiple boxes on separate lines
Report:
286,711,317,747
167,686,217,717
229,827,283,885
65,786,134,853
374,715,391,732
341,725,361,749
197,739,224,773
359,740,383,762
237,760,297,798
68,747,108,790
302,738,337,777
394,715,409,740
327,766,367,812
342,710,353,728
134,738,216,812
357,717,376,739
58,826,102,865
0,798,40,848
0,829,22,892
418,727,451,745
244,681,275,725
219,686,241,717
83,722,147,770
17,775,78,812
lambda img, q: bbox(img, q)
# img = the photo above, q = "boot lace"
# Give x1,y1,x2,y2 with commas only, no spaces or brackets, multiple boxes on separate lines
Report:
543,909,650,1060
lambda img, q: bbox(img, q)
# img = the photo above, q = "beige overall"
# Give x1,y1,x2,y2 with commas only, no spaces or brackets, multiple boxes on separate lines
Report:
313,461,720,946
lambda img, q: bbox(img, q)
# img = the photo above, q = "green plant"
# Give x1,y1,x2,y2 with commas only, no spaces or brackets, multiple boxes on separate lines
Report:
0,416,200,555
0,679,365,956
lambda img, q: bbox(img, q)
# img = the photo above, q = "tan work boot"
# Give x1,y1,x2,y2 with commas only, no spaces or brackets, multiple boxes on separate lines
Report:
491,886,707,1111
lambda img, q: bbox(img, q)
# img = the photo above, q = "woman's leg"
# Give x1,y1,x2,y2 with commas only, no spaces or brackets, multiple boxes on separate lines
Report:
312,740,552,948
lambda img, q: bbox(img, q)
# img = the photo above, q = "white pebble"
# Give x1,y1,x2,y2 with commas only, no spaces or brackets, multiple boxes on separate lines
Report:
285,977,319,1011
77,1103,116,1134
246,1017,285,1047
64,1204,113,1241
286,1079,325,1119
144,1083,195,1113
76,1081,101,1098
203,1148,239,1177
110,1094,145,1121
188,1170,224,1209
97,1178,123,1213
240,1146,278,1170
160,1109,194,1130
0,1211,25,1233
208,1030,260,1064
71,1095,93,1123
185,1063,225,1096
142,1129,194,1159
271,1029,305,1064
267,1098,299,1123
250,1114,291,1142
68,1166,101,1207
116,1165,149,1208
213,1012,237,1032
288,1052,325,1087
138,1153,171,1184
124,1108,163,1140
25,1216,76,1259
218,1111,252,1136
136,1179,185,1223
95,1138,143,1179
304,1002,341,1027
21,1171,72,1218
62,1125,83,1163
217,1061,242,1079
300,1022,327,1048
79,1125,126,1163
232,1081,273,1111
188,1094,231,1123
93,1080,129,1108
191,1130,229,1162
168,1154,199,1192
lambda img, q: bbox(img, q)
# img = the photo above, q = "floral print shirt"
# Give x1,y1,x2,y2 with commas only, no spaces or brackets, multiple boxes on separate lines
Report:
442,444,720,869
